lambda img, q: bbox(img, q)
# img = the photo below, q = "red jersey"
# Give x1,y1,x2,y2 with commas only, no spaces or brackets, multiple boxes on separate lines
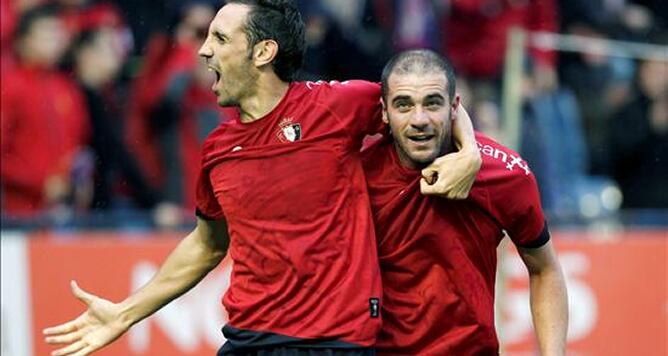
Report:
1,65,90,215
196,81,384,348
362,133,549,355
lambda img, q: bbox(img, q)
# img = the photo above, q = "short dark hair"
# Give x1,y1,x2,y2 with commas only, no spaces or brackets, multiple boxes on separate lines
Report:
227,0,305,82
15,4,61,41
381,49,456,102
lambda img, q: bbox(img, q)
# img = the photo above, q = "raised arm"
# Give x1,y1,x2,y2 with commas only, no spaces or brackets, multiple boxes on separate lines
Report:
420,103,482,199
517,240,569,356
43,217,229,356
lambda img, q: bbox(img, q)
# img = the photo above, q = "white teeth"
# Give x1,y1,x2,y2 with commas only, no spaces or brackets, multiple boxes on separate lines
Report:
409,135,433,141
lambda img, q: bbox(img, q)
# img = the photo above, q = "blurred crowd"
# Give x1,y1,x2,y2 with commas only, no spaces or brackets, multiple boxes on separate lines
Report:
1,0,666,228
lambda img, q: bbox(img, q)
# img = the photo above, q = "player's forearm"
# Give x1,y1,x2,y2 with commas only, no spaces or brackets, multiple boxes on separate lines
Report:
118,228,226,328
452,104,478,152
529,265,568,356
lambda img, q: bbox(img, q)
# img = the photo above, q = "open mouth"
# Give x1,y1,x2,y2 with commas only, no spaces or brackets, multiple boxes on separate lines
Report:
407,134,435,143
208,65,222,88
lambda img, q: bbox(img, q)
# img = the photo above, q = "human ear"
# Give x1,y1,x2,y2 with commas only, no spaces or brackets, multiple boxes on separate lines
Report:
450,94,461,120
253,39,278,67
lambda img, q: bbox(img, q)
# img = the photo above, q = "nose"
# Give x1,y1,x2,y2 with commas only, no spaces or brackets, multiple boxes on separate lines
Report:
410,107,430,129
198,40,212,59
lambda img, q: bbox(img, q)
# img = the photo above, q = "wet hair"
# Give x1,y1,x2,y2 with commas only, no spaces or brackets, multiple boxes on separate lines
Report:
15,4,61,41
381,49,456,102
226,0,305,81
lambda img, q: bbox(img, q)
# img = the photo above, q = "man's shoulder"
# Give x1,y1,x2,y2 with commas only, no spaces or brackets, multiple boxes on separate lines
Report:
474,132,534,183
361,136,392,165
297,80,380,103
201,120,236,153
469,132,543,221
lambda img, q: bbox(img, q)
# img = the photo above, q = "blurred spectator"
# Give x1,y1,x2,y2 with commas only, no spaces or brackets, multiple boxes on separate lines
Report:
609,43,668,208
441,0,559,135
559,0,624,33
558,1,665,176
70,27,159,211
125,1,234,216
443,0,558,85
56,0,134,60
1,0,47,73
58,0,123,32
298,0,390,80
632,0,668,27
1,5,90,216
373,0,444,51
559,25,634,175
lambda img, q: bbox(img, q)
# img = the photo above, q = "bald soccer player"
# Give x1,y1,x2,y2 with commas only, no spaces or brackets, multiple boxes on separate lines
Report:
362,49,568,355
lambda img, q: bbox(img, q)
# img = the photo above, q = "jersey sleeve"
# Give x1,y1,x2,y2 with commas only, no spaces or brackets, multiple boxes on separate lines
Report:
312,80,386,143
195,168,224,221
478,137,549,248
499,171,550,248
194,132,225,221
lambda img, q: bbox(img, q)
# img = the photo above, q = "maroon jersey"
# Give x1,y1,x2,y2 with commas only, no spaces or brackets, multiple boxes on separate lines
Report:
362,133,549,355
196,81,384,348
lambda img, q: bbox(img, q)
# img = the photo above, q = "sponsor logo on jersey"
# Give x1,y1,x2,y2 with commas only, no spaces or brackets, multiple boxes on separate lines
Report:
476,142,531,175
276,117,302,142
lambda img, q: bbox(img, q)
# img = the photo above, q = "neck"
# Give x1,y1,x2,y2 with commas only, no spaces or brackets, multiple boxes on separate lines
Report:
238,74,290,123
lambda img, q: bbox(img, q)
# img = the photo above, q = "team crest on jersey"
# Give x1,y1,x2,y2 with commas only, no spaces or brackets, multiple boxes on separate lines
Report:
276,117,302,142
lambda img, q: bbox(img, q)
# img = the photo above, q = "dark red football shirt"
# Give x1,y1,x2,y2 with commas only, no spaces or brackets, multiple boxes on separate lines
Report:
196,81,384,347
362,133,549,355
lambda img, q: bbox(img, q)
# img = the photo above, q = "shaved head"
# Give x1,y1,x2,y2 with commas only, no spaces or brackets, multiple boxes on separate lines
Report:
381,49,456,102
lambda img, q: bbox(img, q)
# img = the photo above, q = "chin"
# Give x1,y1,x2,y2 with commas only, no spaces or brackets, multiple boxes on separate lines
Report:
217,97,237,107
409,152,438,166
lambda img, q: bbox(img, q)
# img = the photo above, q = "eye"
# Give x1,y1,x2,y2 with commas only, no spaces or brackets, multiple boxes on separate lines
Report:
425,100,444,110
214,33,226,44
394,101,412,112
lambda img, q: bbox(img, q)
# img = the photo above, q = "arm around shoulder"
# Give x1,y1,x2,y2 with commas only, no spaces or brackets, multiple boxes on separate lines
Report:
420,103,482,199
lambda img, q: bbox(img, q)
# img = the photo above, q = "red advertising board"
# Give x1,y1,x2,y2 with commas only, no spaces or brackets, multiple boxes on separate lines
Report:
26,231,667,355
500,231,667,356
30,232,230,356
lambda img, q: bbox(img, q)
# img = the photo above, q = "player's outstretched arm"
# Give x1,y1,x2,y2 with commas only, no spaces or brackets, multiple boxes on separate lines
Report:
43,217,229,356
420,102,482,199
518,240,569,356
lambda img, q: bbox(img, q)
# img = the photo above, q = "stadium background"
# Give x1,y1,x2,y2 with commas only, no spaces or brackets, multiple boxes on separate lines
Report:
1,0,666,355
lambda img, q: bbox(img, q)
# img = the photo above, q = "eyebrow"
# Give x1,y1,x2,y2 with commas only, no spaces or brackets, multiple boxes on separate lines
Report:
391,95,412,105
424,93,445,101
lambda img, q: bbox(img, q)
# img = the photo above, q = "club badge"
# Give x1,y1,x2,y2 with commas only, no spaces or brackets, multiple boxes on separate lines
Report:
276,117,302,142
